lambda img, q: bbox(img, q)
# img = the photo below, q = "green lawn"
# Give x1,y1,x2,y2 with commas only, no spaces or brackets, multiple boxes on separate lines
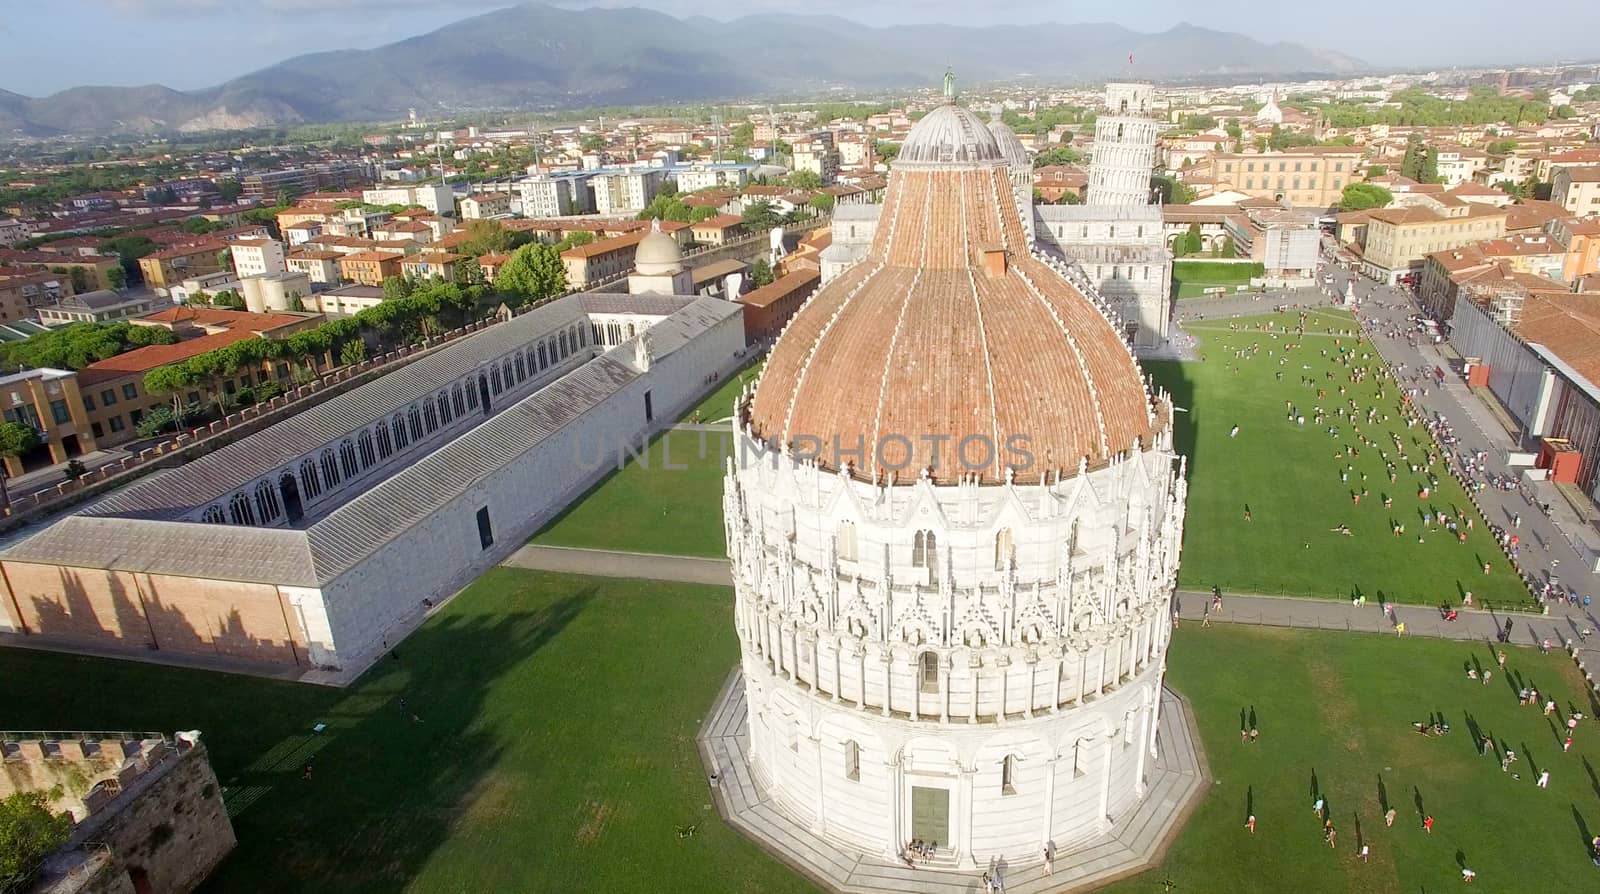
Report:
0,570,812,894
1104,626,1600,893
1173,260,1264,299
5,579,1596,893
1153,309,1531,607
681,358,764,423
529,429,729,558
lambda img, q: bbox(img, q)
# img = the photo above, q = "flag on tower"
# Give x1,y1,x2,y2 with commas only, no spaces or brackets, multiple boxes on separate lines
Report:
1129,53,1135,65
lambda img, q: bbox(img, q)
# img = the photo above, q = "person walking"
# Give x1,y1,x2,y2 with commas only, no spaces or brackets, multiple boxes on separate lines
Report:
1314,797,1325,819
1423,815,1434,834
1537,770,1550,788
1359,844,1370,863
1246,814,1256,834
1385,807,1397,827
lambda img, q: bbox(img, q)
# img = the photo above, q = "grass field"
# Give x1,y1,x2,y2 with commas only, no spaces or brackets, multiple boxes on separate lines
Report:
0,570,812,894
529,429,728,557
1151,309,1531,608
4,578,1597,893
680,358,764,423
1104,626,1600,893
1173,260,1264,299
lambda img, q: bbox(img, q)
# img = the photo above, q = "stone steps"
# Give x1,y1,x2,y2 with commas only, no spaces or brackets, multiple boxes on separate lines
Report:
698,670,1210,894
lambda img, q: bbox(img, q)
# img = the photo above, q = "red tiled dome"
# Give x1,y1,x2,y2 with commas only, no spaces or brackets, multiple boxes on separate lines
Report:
746,113,1155,485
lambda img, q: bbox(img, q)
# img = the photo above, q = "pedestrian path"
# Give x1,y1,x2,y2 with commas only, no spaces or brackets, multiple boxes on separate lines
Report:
501,543,731,586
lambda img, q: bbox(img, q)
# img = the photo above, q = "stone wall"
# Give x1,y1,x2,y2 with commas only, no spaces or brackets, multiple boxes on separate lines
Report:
13,737,234,894
1,736,161,823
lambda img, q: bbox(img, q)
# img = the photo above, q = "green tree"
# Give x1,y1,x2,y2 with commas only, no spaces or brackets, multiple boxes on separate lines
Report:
1218,236,1238,258
1032,146,1081,168
340,339,368,366
0,422,39,469
1225,122,1243,139
1180,114,1217,131
1176,223,1203,257
1367,165,1388,177
809,193,835,213
580,134,606,152
456,219,515,257
105,266,127,290
1401,136,1427,181
0,322,177,371
788,170,822,190
1151,174,1196,205
749,258,775,288
1418,146,1439,184
382,276,416,303
689,205,719,223
742,200,781,230
0,790,72,892
495,243,567,307
730,123,755,148
1339,182,1394,211
135,405,177,438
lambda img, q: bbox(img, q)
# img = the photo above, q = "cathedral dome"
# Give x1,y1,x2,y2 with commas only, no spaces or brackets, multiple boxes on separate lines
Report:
896,104,1005,167
635,222,683,275
986,121,1031,171
746,123,1156,486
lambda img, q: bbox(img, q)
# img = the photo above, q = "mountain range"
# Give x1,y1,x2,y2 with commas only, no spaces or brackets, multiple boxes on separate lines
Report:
0,4,1365,137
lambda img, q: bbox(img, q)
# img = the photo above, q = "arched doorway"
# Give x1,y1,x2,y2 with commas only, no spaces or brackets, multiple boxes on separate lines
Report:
478,374,491,416
278,472,304,523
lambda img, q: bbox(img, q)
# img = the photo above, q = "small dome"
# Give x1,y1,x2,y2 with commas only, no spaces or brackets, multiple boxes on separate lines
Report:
635,222,683,275
986,121,1031,171
896,105,1004,167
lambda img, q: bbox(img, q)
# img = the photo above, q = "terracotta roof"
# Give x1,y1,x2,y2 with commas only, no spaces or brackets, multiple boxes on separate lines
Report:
747,160,1154,485
340,250,401,263
1505,201,1568,231
739,269,819,309
287,250,341,261
1559,165,1600,183
691,213,744,230
79,329,258,384
561,232,646,259
139,306,306,331
1514,292,1600,385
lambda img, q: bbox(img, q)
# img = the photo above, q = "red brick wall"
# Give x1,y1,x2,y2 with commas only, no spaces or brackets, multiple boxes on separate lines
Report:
0,562,303,666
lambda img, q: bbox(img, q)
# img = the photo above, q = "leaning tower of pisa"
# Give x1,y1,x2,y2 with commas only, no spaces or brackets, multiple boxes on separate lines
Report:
1085,83,1160,207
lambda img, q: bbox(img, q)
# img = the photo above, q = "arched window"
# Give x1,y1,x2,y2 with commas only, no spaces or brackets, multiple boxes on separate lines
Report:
591,323,601,344
626,322,636,338
1001,755,1017,795
844,740,860,781
490,366,503,394
836,521,858,562
229,491,256,525
558,332,569,358
357,430,376,468
577,324,587,347
376,424,393,459
537,343,548,369
515,352,526,381
423,401,439,433
912,530,937,569
391,415,409,449
254,479,280,522
300,458,322,499
465,381,479,410
919,651,939,694
437,392,452,425
452,382,466,417
1073,739,1088,778
408,405,423,440
339,439,358,479
502,358,514,388
995,527,1014,571
320,447,340,486
202,505,225,524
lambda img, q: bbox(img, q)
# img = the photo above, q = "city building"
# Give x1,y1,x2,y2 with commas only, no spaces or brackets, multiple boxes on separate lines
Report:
561,231,648,288
792,132,840,184
0,367,98,475
0,218,30,246
1034,165,1088,203
399,252,466,282
0,250,120,291
1552,166,1600,216
139,242,228,292
589,168,664,216
0,269,70,320
1087,83,1160,206
308,284,386,315
1549,216,1600,282
286,250,343,285
1202,147,1365,208
36,289,155,326
338,251,404,286
732,268,818,344
518,174,594,218
624,223,693,295
0,292,746,674
1224,207,1322,282
673,163,753,192
458,193,512,220
230,238,287,280
688,214,745,246
718,96,1193,878
240,272,313,314
361,185,456,216
1357,203,1509,284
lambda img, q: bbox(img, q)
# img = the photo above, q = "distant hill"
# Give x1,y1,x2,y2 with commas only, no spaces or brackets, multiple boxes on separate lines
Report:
0,4,1365,136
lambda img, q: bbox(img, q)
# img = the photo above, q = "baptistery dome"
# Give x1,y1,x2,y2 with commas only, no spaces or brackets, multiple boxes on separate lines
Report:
718,85,1193,882
745,104,1155,485
634,221,684,275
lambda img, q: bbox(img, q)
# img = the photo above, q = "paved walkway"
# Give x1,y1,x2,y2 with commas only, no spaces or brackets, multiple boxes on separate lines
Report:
502,543,732,586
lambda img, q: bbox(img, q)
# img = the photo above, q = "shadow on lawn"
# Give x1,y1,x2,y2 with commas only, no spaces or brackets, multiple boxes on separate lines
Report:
1145,360,1198,475
202,585,594,893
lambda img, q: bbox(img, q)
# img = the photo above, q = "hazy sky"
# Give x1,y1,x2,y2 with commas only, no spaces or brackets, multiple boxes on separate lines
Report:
3,0,1598,97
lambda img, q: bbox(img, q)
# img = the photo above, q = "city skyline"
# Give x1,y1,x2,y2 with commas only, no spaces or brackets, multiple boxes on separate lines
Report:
3,0,1599,98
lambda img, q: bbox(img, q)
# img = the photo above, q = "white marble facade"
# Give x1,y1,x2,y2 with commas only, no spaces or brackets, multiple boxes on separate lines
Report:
723,408,1187,869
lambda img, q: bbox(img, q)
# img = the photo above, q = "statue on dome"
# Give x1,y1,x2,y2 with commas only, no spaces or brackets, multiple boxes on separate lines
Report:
943,68,957,102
